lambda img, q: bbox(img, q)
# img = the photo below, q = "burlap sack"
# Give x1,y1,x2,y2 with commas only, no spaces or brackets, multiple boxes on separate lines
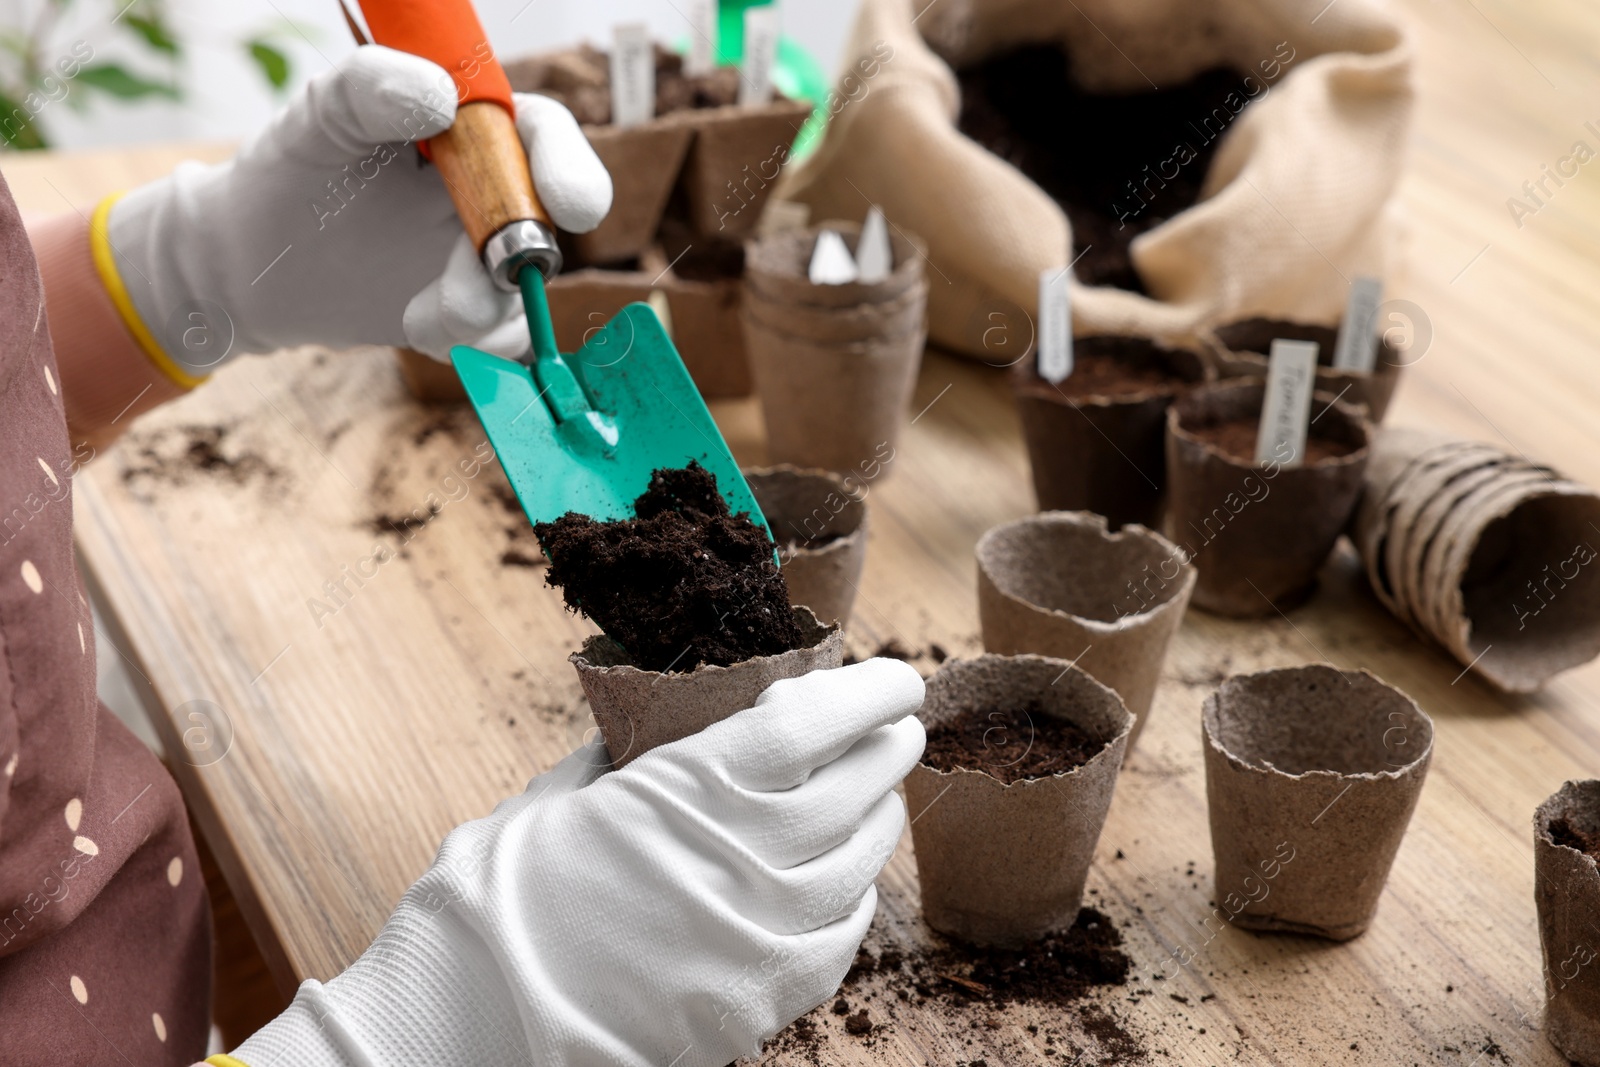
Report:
779,0,1412,356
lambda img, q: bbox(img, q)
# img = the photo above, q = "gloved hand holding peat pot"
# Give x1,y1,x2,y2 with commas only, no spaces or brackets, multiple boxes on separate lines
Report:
10,0,930,1061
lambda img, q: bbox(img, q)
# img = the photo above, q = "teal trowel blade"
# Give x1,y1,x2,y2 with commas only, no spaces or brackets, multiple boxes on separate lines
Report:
450,302,770,539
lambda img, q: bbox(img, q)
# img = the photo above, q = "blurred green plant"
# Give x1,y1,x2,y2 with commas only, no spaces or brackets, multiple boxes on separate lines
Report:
0,0,299,150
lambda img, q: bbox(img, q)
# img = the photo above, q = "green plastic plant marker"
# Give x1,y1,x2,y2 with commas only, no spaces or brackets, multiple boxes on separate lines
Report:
451,270,770,543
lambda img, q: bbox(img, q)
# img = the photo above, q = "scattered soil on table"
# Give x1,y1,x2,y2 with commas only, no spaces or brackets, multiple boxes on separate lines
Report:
766,909,1143,1063
1184,416,1361,466
120,424,279,490
1044,349,1189,401
366,503,441,538
507,44,741,127
489,482,547,570
956,44,1257,292
1548,817,1600,862
534,462,800,672
922,702,1108,784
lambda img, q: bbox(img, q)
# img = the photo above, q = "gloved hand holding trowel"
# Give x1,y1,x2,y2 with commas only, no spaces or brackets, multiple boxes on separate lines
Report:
7,1,925,1064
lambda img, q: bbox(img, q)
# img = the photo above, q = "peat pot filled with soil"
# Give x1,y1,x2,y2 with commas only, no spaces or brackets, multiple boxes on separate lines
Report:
906,654,1132,947
536,463,843,767
506,43,809,255
1203,665,1433,941
744,466,870,629
1012,335,1210,528
1203,317,1406,424
1165,380,1370,617
1535,780,1600,1066
976,512,1195,755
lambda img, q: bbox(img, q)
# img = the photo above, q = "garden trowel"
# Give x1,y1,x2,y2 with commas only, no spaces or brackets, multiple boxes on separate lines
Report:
358,0,769,535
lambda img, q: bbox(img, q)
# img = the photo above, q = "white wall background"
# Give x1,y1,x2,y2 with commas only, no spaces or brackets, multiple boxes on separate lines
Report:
13,0,860,150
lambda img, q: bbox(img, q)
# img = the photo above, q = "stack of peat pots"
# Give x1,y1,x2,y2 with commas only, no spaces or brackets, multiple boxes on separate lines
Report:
1353,427,1600,691
396,43,811,403
742,221,929,475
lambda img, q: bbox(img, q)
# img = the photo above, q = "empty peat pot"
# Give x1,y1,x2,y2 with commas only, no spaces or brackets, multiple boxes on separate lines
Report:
1165,380,1370,616
744,465,870,628
1534,780,1600,1065
572,605,841,768
1203,317,1404,423
1203,664,1434,941
975,512,1195,754
1012,335,1210,528
743,222,928,474
905,653,1132,947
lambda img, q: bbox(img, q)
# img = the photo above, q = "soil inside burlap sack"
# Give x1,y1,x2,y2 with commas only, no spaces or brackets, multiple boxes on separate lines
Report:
506,44,741,126
956,45,1260,292
535,463,801,671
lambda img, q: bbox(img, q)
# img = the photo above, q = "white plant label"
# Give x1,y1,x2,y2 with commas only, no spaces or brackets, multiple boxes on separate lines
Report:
1036,267,1072,383
737,4,779,106
856,206,892,283
610,23,654,128
1332,274,1383,373
1256,338,1319,466
808,229,859,285
685,0,717,75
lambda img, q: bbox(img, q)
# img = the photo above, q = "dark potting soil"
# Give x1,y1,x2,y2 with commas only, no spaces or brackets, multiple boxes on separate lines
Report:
1046,348,1187,401
658,216,746,282
120,424,279,489
534,462,801,672
922,702,1108,785
507,44,740,127
1186,416,1361,466
956,44,1252,292
1548,817,1600,862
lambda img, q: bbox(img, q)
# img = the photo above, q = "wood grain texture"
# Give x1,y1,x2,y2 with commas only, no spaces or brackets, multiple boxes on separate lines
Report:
10,0,1600,1060
428,100,550,249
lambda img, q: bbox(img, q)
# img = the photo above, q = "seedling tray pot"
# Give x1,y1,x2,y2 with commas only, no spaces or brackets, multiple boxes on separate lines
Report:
1203,317,1404,423
905,654,1131,947
573,605,841,768
1164,380,1369,617
745,465,869,628
1202,665,1433,941
1535,780,1600,1066
976,512,1194,754
1012,336,1210,528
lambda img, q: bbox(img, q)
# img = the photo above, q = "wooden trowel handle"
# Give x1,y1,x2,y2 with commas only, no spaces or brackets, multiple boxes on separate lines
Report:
358,0,562,286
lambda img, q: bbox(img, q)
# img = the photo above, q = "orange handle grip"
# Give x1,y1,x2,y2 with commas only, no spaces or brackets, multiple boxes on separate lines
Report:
357,0,552,251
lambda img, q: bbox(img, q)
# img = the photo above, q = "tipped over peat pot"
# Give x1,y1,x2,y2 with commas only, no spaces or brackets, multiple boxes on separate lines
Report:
1535,781,1600,1065
573,605,842,768
1165,380,1371,616
975,512,1195,754
905,654,1132,947
743,221,928,474
1012,335,1210,528
1352,427,1600,692
1203,317,1405,423
744,466,870,628
1202,665,1433,941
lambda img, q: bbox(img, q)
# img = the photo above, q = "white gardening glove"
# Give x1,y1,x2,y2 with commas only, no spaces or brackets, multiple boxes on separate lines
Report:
232,659,926,1067
105,45,611,370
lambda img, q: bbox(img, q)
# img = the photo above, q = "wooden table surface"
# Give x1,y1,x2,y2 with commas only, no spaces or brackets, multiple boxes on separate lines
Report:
10,0,1600,1062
